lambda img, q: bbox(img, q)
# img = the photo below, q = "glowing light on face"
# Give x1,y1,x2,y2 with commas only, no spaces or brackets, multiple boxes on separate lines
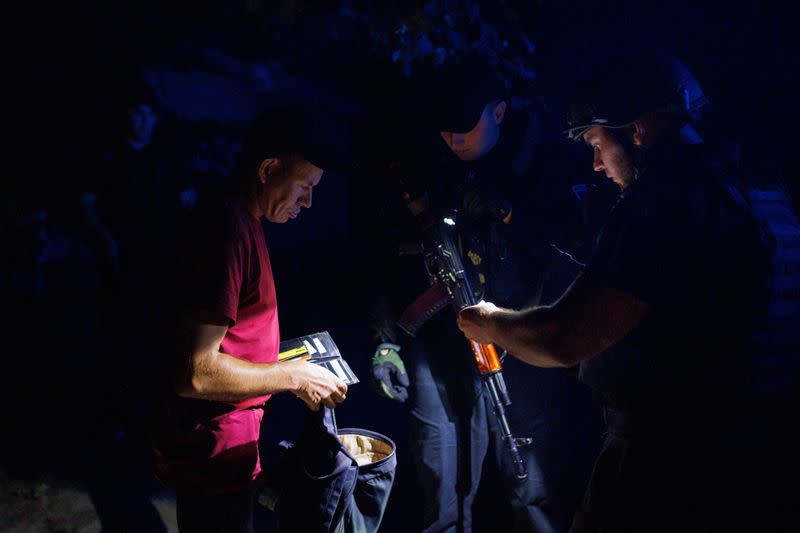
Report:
262,158,323,223
582,126,636,190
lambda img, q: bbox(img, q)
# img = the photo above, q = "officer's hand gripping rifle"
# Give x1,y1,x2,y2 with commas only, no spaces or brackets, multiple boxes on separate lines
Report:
412,213,529,481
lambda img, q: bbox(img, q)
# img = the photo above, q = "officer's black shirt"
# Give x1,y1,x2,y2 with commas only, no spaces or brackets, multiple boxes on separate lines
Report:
578,141,767,414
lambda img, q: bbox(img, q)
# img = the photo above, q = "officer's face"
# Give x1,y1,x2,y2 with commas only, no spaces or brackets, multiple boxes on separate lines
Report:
128,104,157,146
440,100,506,162
259,156,323,223
582,126,636,190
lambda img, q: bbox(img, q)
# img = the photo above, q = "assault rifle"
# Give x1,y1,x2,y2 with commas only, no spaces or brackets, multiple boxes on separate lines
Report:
398,210,529,481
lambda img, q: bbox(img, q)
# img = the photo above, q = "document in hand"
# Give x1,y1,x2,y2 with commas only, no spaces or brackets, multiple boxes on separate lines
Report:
278,331,359,385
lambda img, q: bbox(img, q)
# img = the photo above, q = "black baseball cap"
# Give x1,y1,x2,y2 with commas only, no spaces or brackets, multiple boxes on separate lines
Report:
430,61,509,133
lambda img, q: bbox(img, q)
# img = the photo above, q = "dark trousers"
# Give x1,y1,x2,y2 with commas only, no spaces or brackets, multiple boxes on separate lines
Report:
571,407,777,533
176,489,255,533
407,326,600,532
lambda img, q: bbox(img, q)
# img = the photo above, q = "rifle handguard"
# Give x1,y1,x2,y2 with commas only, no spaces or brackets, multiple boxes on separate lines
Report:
468,340,504,375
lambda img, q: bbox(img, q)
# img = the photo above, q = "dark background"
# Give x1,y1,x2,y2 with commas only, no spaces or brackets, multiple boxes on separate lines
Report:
3,1,798,530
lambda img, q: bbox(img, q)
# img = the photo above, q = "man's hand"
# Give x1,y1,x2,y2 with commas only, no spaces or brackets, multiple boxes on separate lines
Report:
371,343,410,402
457,301,501,344
284,360,348,411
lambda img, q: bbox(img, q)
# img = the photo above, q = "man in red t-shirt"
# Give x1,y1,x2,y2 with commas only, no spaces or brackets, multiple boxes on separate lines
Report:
153,108,349,532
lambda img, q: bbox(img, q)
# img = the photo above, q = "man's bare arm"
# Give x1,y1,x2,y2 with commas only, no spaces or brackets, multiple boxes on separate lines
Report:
458,274,649,368
173,310,346,409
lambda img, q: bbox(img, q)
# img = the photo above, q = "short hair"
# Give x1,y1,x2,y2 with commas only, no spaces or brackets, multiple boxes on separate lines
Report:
233,107,303,184
233,103,351,185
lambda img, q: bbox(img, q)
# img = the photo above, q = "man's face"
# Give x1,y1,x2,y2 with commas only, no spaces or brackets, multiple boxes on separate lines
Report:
582,126,636,189
440,100,506,161
128,104,157,147
261,157,324,223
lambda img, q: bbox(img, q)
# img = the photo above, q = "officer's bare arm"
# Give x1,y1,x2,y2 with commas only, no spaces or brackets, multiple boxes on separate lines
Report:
481,275,649,368
173,310,346,408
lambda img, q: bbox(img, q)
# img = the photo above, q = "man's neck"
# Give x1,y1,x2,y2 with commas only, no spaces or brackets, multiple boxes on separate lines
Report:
236,185,264,220
127,138,149,152
679,124,704,145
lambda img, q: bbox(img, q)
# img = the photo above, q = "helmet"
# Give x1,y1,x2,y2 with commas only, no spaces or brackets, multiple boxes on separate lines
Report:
565,52,709,141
